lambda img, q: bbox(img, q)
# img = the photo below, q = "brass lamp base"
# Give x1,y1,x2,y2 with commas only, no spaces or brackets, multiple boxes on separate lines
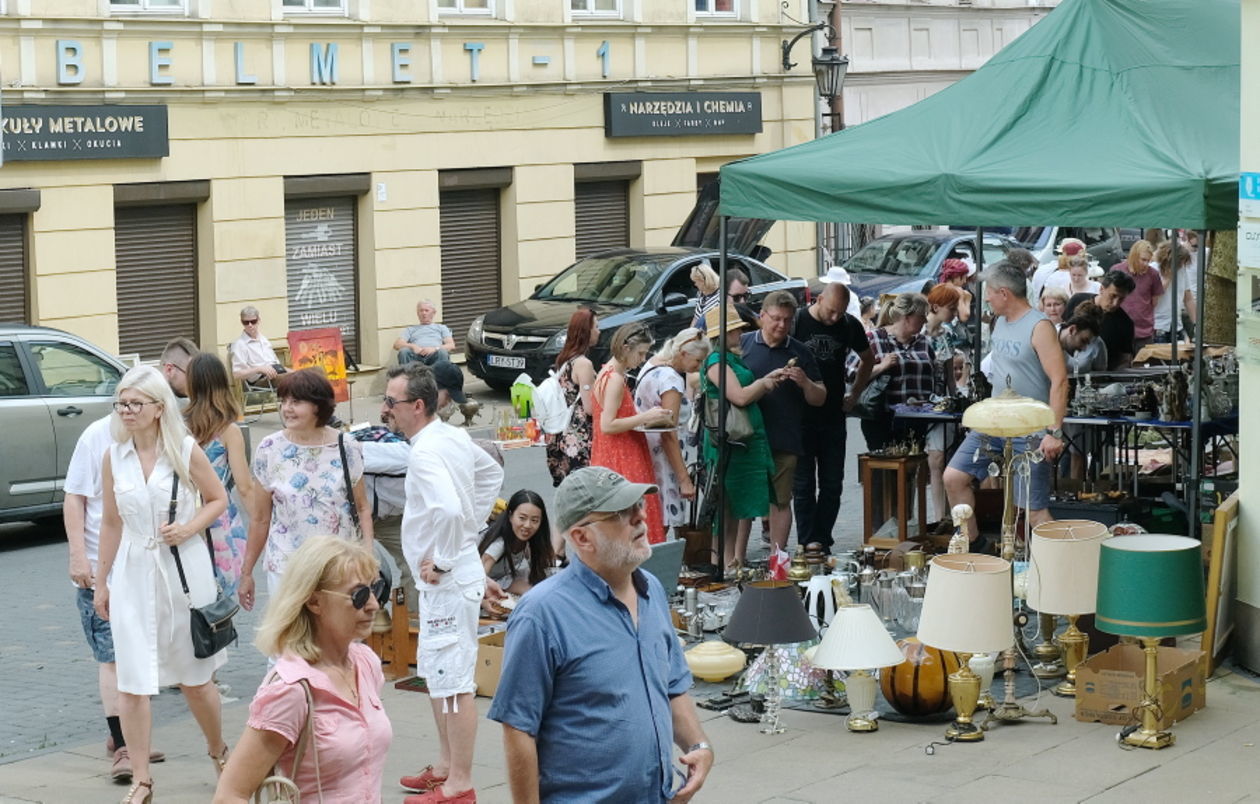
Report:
1053,615,1089,698
945,653,986,742
1122,726,1176,750
1032,613,1066,678
846,713,879,733
1117,638,1176,750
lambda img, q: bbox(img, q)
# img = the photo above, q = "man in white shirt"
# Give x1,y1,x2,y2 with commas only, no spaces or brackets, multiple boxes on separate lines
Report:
229,305,284,385
64,416,166,783
382,363,503,804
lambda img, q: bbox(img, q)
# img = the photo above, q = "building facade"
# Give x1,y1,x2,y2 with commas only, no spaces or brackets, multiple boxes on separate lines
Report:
0,0,824,376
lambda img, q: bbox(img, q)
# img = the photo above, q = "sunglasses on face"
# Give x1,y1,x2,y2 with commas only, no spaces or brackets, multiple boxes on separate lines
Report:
383,395,417,409
242,319,259,326
322,577,389,610
729,293,750,303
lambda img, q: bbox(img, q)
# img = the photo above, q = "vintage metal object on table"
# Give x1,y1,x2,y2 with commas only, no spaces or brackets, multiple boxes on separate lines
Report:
787,551,813,584
1030,612,1066,679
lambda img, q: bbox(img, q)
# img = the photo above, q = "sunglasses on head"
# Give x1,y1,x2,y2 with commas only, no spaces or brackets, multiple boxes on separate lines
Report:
322,577,389,609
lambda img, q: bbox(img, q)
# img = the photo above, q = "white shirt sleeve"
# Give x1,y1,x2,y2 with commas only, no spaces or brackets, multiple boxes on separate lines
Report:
404,445,466,570
361,441,412,475
64,417,110,498
471,441,505,526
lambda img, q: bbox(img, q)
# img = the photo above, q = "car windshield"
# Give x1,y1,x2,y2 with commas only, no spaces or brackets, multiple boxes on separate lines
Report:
844,236,941,277
533,254,675,306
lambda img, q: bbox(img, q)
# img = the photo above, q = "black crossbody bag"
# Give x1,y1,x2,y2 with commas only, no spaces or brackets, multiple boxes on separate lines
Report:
168,473,239,660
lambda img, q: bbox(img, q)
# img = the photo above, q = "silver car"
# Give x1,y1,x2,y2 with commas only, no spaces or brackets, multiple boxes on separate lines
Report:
0,325,126,524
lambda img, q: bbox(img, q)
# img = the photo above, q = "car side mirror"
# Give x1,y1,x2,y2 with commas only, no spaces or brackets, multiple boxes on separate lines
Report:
659,292,689,312
534,283,543,292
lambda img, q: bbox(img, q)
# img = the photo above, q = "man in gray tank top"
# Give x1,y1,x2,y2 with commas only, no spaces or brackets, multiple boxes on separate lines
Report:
944,261,1068,551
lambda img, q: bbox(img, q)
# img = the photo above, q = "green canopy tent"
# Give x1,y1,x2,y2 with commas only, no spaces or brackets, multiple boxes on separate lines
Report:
709,0,1238,544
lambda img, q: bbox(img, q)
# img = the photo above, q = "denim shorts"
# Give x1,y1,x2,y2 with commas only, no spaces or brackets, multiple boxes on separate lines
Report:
76,586,115,663
947,429,1051,512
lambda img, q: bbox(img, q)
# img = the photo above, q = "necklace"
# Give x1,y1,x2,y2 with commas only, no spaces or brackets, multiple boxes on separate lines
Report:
325,660,358,704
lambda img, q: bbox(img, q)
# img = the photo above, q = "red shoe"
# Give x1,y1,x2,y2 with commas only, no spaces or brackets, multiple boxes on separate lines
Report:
400,766,448,792
403,786,477,804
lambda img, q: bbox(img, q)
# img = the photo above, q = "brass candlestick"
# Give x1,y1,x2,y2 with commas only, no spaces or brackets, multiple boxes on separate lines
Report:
1053,614,1089,697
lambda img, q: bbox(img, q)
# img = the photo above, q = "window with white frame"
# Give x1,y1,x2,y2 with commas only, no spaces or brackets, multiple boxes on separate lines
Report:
695,0,735,15
109,0,187,12
282,0,347,12
437,0,493,14
572,0,619,14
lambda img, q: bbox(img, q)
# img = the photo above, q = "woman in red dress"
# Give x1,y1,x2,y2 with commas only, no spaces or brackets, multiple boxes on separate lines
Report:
591,322,675,544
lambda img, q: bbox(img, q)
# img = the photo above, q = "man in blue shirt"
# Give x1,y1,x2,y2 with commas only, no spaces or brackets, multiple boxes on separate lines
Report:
488,468,713,803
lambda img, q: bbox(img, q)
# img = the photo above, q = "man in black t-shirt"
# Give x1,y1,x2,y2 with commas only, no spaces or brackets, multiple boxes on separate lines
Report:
1066,270,1136,370
791,282,873,552
741,291,827,553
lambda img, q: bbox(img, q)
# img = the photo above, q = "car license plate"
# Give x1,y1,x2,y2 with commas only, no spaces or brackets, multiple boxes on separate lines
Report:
487,355,526,369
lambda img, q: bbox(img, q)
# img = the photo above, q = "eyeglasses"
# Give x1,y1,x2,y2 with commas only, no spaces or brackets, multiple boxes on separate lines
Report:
321,577,389,610
383,395,417,409
577,500,645,529
241,319,259,326
113,400,160,413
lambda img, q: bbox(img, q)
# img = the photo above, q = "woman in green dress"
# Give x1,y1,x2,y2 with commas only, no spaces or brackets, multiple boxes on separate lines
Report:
701,304,784,570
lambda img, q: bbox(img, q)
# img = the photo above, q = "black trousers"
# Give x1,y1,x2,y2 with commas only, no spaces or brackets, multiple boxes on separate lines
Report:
792,420,847,551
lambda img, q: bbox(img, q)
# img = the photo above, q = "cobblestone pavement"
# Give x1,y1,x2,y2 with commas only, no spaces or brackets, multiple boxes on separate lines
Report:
0,379,873,764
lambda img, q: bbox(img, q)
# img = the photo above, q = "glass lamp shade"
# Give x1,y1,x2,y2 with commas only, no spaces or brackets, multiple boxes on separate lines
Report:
1095,535,1206,638
812,46,849,103
811,604,905,671
724,581,818,645
1027,520,1110,615
917,554,1014,655
961,386,1055,438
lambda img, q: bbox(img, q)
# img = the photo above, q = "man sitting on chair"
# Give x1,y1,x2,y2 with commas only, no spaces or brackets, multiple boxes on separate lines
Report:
230,305,285,386
394,299,456,366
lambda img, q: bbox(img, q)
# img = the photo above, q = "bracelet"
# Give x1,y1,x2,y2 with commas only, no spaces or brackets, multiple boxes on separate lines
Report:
688,741,713,754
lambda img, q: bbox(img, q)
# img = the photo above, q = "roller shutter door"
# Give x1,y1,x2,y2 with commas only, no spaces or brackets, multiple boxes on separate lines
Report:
574,180,629,259
439,189,501,352
0,216,27,324
114,206,197,360
285,197,359,358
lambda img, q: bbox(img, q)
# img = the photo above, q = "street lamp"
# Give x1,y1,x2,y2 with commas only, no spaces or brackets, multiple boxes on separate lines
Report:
781,24,850,104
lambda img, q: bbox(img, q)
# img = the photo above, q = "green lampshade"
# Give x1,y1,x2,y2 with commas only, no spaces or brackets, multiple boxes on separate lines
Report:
1095,535,1206,638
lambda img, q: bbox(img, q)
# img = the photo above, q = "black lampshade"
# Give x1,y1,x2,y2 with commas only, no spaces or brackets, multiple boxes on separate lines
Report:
724,581,818,645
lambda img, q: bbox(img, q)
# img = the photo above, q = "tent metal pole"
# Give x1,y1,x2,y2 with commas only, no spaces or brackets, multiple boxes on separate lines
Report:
1170,234,1179,364
972,227,985,368
1187,231,1209,541
717,216,729,581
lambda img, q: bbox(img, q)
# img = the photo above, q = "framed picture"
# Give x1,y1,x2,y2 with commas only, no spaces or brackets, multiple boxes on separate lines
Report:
1203,490,1239,674
287,327,350,403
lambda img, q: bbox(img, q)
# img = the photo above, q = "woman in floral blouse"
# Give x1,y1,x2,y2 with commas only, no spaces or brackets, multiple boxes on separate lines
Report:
237,369,373,612
545,308,600,487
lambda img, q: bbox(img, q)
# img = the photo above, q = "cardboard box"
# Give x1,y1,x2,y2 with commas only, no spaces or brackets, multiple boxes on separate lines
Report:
474,630,506,698
1074,644,1207,729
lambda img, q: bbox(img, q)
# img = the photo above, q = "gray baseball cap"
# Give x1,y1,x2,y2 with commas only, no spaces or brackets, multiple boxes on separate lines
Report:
554,467,657,533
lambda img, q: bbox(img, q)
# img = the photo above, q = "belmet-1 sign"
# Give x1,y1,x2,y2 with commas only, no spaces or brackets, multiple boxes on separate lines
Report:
604,92,762,137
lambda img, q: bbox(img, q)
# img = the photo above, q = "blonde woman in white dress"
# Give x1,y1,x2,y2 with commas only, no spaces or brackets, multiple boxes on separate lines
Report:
94,365,230,804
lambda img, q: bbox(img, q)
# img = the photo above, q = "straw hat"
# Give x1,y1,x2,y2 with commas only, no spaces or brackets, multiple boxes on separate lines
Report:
705,303,752,339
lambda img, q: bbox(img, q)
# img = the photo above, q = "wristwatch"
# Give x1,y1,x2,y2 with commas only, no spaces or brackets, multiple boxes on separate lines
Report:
688,741,713,754
1048,427,1064,440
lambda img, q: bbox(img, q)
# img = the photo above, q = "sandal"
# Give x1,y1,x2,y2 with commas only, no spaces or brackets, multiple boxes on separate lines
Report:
121,779,152,804
209,744,230,777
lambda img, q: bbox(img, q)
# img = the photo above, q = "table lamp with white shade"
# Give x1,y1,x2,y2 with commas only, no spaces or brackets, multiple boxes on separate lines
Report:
917,553,1014,742
1026,519,1110,697
810,604,905,732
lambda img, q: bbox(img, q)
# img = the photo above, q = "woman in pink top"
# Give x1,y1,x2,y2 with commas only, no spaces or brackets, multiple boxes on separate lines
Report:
1113,240,1163,350
214,536,392,803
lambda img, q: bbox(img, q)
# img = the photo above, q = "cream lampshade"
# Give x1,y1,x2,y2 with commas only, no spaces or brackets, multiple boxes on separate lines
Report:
917,554,1014,742
1027,520,1110,697
961,384,1055,438
812,604,905,733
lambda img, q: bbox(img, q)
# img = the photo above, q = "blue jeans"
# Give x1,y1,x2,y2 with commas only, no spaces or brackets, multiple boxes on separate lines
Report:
947,429,1051,511
76,586,114,663
398,348,450,366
